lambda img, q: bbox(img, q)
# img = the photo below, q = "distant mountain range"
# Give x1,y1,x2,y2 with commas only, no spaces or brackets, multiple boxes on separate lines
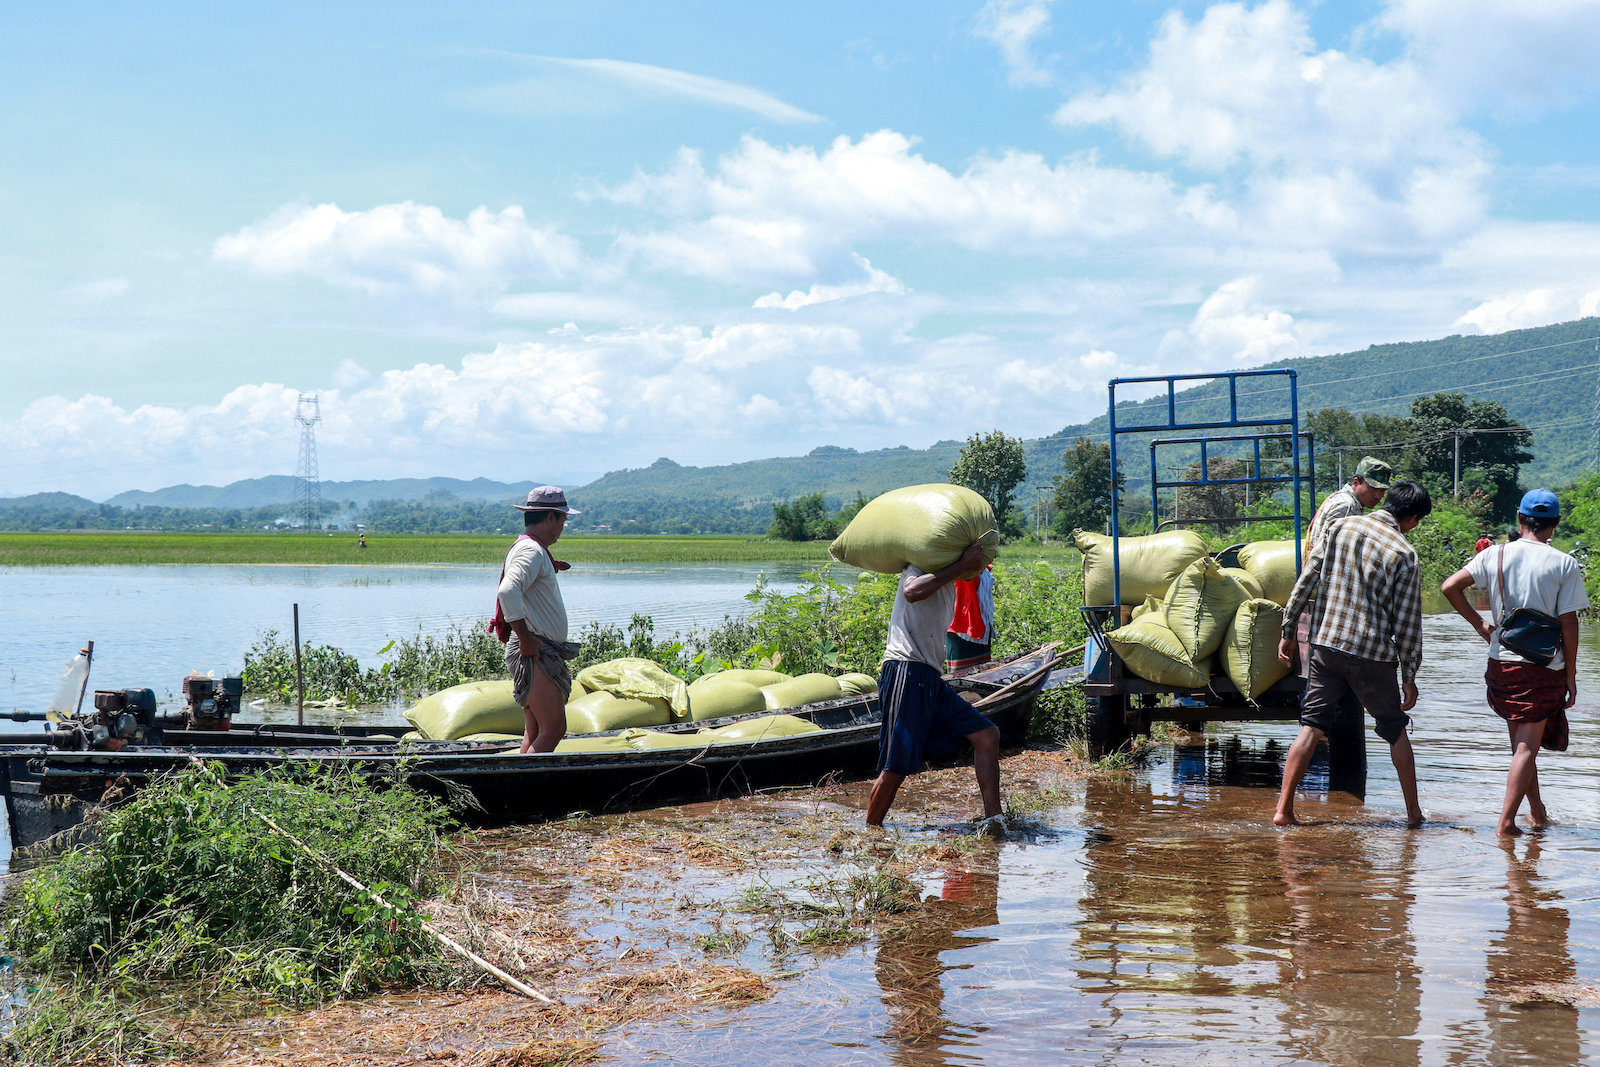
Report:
9,316,1597,515
100,476,547,510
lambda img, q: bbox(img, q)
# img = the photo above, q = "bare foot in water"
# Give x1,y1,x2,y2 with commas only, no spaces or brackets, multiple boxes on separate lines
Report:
1498,821,1523,837
1527,805,1550,830
1273,810,1299,827
1406,812,1426,829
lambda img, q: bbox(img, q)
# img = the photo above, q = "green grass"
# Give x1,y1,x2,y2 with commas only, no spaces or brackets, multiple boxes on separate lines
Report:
0,531,1081,568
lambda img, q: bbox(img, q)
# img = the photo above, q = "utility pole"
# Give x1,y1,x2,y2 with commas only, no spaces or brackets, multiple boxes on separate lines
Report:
294,395,323,531
1453,431,1461,499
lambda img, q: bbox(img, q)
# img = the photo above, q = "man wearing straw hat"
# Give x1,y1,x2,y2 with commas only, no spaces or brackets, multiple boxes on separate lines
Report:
491,487,582,753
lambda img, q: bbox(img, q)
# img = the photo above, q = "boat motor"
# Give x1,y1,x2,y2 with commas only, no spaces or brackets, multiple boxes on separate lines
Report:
45,687,163,750
181,675,243,731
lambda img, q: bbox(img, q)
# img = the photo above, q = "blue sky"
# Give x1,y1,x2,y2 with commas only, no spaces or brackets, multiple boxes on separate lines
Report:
3,0,1599,498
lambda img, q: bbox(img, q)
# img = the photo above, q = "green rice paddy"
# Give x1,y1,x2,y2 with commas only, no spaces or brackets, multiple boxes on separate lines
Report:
0,532,1079,568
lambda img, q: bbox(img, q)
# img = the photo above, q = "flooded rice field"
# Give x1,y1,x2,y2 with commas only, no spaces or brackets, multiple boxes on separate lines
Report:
173,610,1600,1066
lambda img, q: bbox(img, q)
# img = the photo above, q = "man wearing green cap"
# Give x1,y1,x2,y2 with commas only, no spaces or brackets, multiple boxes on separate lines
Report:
1306,456,1392,555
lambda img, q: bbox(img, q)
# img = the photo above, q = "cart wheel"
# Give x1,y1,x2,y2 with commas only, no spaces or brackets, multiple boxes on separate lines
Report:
1088,694,1132,760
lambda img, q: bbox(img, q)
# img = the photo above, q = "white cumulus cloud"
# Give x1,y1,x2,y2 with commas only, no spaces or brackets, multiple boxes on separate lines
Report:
754,255,906,308
1056,0,1490,254
213,202,582,296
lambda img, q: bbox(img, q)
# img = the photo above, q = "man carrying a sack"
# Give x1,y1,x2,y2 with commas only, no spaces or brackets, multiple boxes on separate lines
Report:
1440,489,1587,836
866,541,1006,836
493,487,581,753
1276,481,1433,828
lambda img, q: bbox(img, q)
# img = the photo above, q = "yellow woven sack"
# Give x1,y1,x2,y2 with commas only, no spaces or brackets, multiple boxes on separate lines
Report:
1235,540,1302,606
1107,615,1212,688
1130,594,1162,620
1221,567,1263,600
403,680,522,740
1075,529,1209,606
685,677,768,721
613,727,707,750
564,690,672,733
574,657,689,718
760,673,843,710
705,714,823,743
697,668,792,688
829,484,1000,575
1222,599,1290,699
1161,557,1250,662
836,672,879,695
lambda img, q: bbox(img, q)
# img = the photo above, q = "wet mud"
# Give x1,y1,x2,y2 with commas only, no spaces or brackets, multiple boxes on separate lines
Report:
144,615,1600,1063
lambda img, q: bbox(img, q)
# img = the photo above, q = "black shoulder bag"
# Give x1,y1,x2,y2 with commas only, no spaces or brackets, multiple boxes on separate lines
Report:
1496,545,1563,667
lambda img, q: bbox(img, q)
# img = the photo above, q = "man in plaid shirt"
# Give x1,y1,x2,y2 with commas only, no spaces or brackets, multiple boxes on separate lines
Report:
1275,481,1433,827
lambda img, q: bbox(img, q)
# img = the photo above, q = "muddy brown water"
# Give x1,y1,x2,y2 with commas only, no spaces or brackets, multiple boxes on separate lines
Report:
586,611,1600,1066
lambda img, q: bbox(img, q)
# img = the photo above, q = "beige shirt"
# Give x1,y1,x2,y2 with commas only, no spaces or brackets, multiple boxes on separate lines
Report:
497,536,569,644
883,566,955,670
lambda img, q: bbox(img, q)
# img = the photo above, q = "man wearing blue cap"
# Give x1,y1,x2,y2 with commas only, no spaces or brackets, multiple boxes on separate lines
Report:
1441,489,1588,836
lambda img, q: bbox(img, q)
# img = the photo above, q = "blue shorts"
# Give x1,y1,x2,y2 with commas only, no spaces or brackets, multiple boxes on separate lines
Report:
876,659,996,776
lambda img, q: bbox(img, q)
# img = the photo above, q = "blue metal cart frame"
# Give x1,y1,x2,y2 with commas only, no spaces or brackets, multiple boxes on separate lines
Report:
1081,370,1348,769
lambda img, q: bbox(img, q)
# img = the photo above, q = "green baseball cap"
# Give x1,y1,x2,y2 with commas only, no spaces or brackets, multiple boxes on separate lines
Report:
1353,456,1392,489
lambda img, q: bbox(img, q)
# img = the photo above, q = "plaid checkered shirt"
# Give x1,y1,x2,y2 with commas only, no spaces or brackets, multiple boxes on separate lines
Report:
1281,509,1424,685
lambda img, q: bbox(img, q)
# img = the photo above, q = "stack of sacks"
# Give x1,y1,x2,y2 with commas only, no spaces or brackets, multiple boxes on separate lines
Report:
829,484,999,574
1075,529,1209,606
1234,540,1301,606
1108,558,1248,688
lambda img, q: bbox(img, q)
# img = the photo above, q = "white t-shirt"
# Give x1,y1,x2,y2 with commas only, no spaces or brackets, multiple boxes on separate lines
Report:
883,565,955,670
1464,538,1588,670
497,536,569,643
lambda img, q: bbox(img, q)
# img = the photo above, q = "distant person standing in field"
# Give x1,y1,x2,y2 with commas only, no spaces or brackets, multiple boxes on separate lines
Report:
946,565,995,670
1441,490,1588,836
1276,481,1433,828
1477,534,1492,553
867,541,1005,836
491,487,581,753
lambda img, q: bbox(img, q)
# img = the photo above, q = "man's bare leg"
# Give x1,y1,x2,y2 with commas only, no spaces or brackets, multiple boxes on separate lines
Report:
1388,733,1424,828
521,667,568,754
866,771,906,826
1499,720,1547,836
1274,725,1325,827
968,725,1003,819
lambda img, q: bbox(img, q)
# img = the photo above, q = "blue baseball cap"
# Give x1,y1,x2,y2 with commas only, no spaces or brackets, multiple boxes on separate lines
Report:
1519,488,1560,518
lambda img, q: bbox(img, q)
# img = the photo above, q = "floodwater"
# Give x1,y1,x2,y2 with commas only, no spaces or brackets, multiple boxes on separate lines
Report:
0,562,812,714
591,610,1600,1066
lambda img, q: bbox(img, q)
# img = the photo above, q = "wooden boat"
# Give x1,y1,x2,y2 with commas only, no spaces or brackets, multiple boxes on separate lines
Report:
1,646,1058,851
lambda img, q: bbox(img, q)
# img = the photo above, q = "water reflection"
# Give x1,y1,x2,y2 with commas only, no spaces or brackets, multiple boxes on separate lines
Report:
1275,830,1420,1067
873,852,1000,1063
1481,838,1582,1064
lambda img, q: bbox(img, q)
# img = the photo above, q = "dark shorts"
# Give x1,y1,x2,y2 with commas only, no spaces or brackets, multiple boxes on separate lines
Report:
1301,644,1410,744
505,633,573,706
945,632,992,670
876,659,995,776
